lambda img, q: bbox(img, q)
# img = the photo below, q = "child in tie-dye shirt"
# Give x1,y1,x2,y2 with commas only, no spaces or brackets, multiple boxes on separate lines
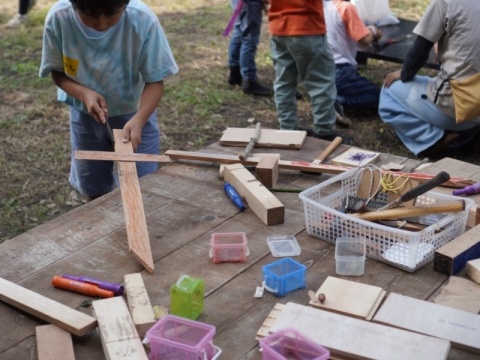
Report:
40,0,178,200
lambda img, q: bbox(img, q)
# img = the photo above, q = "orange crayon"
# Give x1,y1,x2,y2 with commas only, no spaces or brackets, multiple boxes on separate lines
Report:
52,276,114,298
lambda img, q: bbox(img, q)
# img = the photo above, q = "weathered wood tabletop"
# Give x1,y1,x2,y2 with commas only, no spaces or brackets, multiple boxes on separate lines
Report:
1,137,479,359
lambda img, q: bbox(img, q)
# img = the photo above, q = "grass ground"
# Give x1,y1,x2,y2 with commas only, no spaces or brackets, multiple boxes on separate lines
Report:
0,0,477,242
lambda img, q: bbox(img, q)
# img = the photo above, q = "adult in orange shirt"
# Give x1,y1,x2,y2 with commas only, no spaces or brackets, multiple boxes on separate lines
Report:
267,0,342,141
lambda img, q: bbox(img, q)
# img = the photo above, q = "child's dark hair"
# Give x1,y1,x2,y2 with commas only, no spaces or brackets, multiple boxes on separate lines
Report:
70,0,130,18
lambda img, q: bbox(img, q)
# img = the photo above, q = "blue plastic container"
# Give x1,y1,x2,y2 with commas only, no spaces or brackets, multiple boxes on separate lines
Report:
262,257,306,297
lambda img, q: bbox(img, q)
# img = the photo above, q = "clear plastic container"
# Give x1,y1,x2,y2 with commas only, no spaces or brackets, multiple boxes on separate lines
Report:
146,315,221,360
209,232,249,263
262,257,306,297
335,237,366,276
267,235,301,257
170,275,204,320
260,327,330,360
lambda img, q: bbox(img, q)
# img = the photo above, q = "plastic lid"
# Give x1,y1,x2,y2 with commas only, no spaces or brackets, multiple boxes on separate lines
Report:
267,235,301,257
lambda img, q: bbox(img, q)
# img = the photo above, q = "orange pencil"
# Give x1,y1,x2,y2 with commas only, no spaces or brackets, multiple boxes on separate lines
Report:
52,276,114,298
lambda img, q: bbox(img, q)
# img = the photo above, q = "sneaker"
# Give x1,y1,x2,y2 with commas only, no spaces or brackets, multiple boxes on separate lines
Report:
242,80,273,97
4,14,27,28
334,102,352,127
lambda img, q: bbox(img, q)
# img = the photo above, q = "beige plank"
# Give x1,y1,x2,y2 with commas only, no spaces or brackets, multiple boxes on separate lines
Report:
223,163,284,225
308,276,386,320
373,293,480,353
75,150,170,163
92,297,147,360
124,273,156,338
114,130,154,273
271,302,450,360
220,128,307,149
36,324,75,360
466,258,480,284
430,276,480,313
0,277,97,337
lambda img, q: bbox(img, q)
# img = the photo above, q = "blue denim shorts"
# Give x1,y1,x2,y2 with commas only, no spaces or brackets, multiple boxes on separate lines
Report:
69,107,160,196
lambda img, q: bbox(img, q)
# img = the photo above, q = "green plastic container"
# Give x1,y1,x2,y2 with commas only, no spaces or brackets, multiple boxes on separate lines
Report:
170,275,204,320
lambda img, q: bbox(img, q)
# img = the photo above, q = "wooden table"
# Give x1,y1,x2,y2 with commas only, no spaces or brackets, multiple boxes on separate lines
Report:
0,137,479,359
357,18,440,70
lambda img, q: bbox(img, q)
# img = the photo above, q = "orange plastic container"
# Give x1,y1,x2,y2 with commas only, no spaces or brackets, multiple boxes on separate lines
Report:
209,232,249,264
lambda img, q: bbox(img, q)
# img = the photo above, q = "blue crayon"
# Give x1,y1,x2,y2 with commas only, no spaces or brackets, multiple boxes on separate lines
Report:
224,182,246,212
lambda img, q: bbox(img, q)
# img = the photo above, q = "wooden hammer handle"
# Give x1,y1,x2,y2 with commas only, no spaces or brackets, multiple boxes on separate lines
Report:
353,201,465,221
313,136,342,164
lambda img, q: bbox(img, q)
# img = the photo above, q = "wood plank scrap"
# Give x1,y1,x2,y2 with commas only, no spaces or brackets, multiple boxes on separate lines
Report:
114,130,154,274
308,276,385,321
0,277,97,337
331,147,380,167
434,223,480,275
373,293,480,353
430,276,480,314
223,163,284,225
265,302,450,360
466,258,480,284
36,324,75,360
255,153,280,188
124,273,157,337
75,150,171,163
220,127,307,149
92,296,147,360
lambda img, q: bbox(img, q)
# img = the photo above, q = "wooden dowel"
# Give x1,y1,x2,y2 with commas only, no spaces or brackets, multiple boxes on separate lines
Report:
239,122,261,160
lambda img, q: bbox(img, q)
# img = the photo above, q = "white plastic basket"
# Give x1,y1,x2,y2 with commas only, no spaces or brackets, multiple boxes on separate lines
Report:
299,168,474,272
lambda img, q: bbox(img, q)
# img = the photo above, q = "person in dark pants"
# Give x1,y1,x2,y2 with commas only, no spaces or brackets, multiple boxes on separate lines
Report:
4,0,37,28
227,0,273,96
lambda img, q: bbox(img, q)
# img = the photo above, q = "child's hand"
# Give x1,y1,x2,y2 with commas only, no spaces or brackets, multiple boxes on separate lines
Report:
122,117,144,151
83,90,109,124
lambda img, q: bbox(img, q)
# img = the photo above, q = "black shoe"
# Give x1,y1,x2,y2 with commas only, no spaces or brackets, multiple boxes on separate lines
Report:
242,80,273,96
298,126,314,137
295,91,303,101
334,102,351,127
228,66,242,86
418,131,460,159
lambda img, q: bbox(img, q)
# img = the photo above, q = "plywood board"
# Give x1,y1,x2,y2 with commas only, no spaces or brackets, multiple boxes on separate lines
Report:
36,324,75,360
430,276,480,313
308,276,386,320
331,147,380,167
92,297,147,360
373,293,480,353
114,130,154,274
270,302,450,360
0,277,97,337
124,273,156,337
220,128,306,149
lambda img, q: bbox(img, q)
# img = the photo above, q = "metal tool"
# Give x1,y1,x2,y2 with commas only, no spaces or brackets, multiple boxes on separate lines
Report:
372,33,413,49
105,120,115,148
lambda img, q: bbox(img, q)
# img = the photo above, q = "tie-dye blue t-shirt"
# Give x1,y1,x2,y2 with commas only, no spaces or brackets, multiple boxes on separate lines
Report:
39,0,178,116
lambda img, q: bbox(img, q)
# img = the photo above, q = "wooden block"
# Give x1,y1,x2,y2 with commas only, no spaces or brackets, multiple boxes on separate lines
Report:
220,128,306,149
466,258,480,284
223,163,284,225
36,324,75,360
92,297,147,360
124,273,156,337
0,277,97,336
269,302,450,360
430,276,480,313
114,130,154,274
434,224,480,275
308,276,386,321
255,153,280,188
331,147,380,167
467,205,480,228
373,293,480,353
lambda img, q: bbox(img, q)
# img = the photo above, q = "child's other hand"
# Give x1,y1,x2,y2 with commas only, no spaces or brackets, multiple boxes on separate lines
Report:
122,118,143,151
83,90,108,124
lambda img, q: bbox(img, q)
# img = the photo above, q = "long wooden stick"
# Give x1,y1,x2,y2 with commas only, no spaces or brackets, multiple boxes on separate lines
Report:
353,201,465,221
75,150,170,163
239,122,261,160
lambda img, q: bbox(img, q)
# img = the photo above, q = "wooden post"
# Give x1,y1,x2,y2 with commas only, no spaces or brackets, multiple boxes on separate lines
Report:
124,273,157,337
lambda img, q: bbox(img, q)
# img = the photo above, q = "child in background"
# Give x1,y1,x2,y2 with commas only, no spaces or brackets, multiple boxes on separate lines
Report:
39,0,178,201
267,0,341,141
4,0,37,28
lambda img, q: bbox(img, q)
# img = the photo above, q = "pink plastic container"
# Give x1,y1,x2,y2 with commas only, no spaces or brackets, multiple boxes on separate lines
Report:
146,315,220,360
209,232,249,263
260,327,330,360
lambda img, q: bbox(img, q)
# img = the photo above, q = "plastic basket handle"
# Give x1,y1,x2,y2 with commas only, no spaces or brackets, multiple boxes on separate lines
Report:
201,342,222,360
262,280,278,294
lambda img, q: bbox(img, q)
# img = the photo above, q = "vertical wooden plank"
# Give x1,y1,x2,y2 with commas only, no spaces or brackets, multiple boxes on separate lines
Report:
113,130,154,273
36,324,75,360
124,273,156,338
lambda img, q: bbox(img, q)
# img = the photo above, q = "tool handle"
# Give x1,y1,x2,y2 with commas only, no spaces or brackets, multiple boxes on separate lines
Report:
355,201,465,222
314,136,342,164
399,171,450,203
